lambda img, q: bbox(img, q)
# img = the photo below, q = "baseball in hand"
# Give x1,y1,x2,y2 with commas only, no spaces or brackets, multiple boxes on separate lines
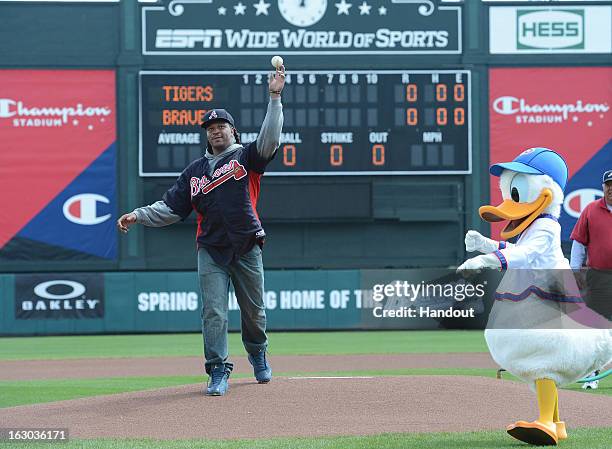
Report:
271,55,284,69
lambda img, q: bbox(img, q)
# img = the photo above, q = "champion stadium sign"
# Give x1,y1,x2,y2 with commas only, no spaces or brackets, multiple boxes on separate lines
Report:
142,0,462,55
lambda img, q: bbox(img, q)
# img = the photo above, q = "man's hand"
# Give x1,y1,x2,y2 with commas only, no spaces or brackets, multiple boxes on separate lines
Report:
268,65,286,98
117,212,137,234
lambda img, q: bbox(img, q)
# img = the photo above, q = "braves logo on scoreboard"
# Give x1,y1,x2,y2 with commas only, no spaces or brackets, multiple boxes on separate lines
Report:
142,0,461,55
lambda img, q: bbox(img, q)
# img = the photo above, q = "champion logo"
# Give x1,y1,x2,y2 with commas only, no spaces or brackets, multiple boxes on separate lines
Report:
62,193,111,225
563,188,603,218
492,96,609,118
190,160,247,196
492,96,609,125
0,98,112,128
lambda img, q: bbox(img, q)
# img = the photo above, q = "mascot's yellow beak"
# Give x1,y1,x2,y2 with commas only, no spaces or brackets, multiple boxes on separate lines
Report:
479,189,553,239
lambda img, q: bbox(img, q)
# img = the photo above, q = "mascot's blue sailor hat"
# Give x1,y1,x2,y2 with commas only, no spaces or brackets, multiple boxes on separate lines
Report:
489,147,568,191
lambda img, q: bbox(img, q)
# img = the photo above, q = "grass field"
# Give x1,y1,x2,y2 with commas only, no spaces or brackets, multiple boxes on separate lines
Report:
0,331,609,408
3,428,612,449
0,368,609,409
0,331,609,449
0,330,489,360
0,331,488,408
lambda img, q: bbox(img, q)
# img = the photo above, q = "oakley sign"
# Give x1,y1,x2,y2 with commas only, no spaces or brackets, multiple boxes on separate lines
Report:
33,280,86,300
15,273,104,319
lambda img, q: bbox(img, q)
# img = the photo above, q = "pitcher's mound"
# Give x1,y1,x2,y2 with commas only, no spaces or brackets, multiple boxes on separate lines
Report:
1,376,610,440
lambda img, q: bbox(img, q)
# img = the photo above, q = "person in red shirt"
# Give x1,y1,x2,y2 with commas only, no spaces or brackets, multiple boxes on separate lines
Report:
570,169,612,389
571,170,612,271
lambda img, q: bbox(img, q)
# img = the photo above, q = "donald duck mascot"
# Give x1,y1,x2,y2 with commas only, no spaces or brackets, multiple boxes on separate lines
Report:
457,148,611,446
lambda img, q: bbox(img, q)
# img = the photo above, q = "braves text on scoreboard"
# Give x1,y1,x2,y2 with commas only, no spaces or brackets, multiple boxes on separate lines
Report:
139,70,471,176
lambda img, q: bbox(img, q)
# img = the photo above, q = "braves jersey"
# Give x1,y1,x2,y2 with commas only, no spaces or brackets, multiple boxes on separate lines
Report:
163,141,272,265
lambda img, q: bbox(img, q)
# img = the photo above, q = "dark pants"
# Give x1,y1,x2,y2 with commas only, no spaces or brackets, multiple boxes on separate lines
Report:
198,245,268,374
585,269,612,320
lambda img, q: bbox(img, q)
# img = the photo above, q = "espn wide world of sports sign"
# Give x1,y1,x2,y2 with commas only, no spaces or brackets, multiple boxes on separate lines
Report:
142,0,462,55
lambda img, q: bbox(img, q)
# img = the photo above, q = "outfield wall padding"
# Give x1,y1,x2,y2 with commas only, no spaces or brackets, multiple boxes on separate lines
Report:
0,270,493,336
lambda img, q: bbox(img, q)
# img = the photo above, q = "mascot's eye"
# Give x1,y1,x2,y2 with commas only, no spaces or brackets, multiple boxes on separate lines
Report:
509,174,530,203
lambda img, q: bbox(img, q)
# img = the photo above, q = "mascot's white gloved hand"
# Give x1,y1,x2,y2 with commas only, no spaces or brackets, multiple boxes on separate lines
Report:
464,230,499,253
456,254,501,274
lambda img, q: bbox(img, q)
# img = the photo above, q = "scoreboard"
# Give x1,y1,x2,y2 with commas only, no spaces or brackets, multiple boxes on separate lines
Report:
139,70,471,176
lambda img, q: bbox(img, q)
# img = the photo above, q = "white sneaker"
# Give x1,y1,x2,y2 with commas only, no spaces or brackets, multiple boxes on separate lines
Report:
582,380,599,389
581,370,600,389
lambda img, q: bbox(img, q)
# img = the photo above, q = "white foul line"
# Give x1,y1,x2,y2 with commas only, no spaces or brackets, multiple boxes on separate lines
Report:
288,376,374,380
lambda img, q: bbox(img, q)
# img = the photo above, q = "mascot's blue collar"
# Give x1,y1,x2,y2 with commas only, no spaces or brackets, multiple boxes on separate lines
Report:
537,213,558,222
511,214,558,241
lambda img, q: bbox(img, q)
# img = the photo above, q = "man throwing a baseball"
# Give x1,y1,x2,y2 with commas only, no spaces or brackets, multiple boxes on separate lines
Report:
117,64,286,396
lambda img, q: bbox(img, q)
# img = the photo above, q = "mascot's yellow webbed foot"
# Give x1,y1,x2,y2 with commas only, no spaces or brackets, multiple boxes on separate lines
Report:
555,421,567,440
507,420,558,446
506,378,564,446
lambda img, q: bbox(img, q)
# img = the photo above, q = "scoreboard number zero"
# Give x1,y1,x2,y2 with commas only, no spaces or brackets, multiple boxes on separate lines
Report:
139,70,471,177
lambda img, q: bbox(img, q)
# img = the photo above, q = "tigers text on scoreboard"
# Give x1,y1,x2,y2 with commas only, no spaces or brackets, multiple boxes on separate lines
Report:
139,70,471,176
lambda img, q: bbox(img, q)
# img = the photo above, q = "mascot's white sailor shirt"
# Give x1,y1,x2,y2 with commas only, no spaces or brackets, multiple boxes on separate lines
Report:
493,216,568,271
487,216,583,329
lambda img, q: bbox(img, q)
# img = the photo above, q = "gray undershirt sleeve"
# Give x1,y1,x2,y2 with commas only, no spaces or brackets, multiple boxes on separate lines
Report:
256,97,283,159
133,201,182,227
570,240,587,271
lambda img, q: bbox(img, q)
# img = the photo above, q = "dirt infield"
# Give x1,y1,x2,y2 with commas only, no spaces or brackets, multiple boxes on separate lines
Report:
0,353,497,380
1,376,611,439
